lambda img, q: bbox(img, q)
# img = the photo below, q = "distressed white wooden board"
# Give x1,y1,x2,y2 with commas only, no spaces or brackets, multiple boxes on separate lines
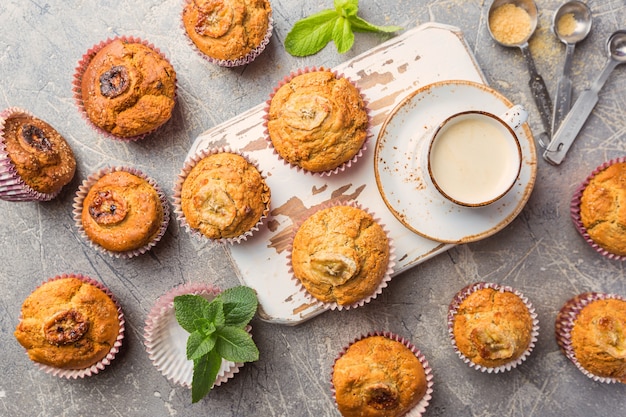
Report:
187,22,516,325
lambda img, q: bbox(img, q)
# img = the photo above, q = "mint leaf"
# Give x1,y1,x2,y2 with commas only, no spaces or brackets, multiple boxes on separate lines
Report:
187,329,217,361
220,286,258,328
349,15,403,33
173,287,260,404
191,349,222,403
174,294,211,333
335,0,358,17
332,16,354,54
285,0,402,56
284,9,338,57
216,326,260,363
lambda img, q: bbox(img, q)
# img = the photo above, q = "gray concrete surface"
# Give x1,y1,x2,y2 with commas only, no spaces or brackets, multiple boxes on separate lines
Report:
1,0,625,416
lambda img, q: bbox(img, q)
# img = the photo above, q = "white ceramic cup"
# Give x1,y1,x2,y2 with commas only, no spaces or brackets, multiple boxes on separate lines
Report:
424,104,527,207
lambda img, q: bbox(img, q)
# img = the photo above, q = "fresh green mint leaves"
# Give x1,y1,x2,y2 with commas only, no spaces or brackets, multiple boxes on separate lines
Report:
174,286,259,403
285,0,402,57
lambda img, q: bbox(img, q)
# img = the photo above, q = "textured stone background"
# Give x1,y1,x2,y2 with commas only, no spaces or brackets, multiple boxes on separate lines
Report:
0,0,625,416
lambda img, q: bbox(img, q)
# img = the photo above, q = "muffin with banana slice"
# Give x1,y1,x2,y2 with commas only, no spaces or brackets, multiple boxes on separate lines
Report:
555,292,626,384
289,203,394,309
447,282,539,372
73,166,170,258
331,332,433,417
265,68,369,175
174,148,270,243
182,0,273,66
14,273,124,378
0,107,76,201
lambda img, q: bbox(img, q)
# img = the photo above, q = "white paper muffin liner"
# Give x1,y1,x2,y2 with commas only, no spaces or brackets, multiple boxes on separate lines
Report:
287,200,396,311
263,67,371,176
555,292,626,384
447,282,539,373
72,166,170,258
180,0,273,67
143,282,248,388
331,331,433,417
0,107,70,202
172,146,270,244
19,273,125,379
72,36,177,142
570,156,626,261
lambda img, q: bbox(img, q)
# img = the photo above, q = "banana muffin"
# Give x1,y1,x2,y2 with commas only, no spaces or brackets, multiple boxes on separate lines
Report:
0,107,76,201
290,204,391,307
266,69,369,174
14,274,123,373
182,0,273,66
75,167,169,257
575,159,626,258
76,37,177,140
332,333,431,417
555,292,626,383
448,282,538,372
177,150,270,241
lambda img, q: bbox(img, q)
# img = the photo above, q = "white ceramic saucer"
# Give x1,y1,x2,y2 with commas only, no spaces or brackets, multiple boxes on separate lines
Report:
374,80,537,244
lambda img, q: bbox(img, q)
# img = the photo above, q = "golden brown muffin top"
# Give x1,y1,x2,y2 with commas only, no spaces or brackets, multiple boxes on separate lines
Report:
81,170,164,252
332,335,427,417
80,39,176,138
267,70,369,172
291,205,389,306
182,0,271,62
2,112,76,195
580,162,626,256
571,298,626,381
452,287,533,368
14,276,120,369
181,152,270,239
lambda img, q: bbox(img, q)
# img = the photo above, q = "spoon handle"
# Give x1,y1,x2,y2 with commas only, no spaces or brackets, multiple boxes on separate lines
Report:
520,45,553,135
552,43,575,134
543,59,620,165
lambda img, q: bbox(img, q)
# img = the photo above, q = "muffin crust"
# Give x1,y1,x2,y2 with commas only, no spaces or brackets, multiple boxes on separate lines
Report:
291,205,389,306
80,39,176,138
579,162,626,256
2,112,76,195
332,335,427,417
14,277,120,369
267,70,368,172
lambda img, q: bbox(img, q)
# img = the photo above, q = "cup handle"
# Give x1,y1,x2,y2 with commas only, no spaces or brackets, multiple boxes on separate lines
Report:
500,104,528,131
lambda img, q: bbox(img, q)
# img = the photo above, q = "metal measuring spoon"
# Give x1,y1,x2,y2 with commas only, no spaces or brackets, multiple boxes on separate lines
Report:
488,0,553,138
551,1,592,134
543,30,626,165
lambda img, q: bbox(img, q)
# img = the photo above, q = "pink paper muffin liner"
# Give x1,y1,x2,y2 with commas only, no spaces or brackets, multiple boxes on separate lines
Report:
72,36,177,142
0,107,68,202
331,331,433,417
447,282,539,373
172,146,270,245
555,292,626,384
263,67,371,177
570,156,626,261
19,273,125,379
72,166,170,258
143,282,248,388
180,0,274,67
287,200,396,311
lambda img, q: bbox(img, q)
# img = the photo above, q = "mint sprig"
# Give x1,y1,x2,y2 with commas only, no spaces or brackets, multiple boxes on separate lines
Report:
285,0,402,56
174,286,259,403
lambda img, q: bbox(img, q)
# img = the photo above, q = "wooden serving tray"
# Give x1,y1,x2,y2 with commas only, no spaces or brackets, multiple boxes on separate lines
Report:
187,22,532,325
